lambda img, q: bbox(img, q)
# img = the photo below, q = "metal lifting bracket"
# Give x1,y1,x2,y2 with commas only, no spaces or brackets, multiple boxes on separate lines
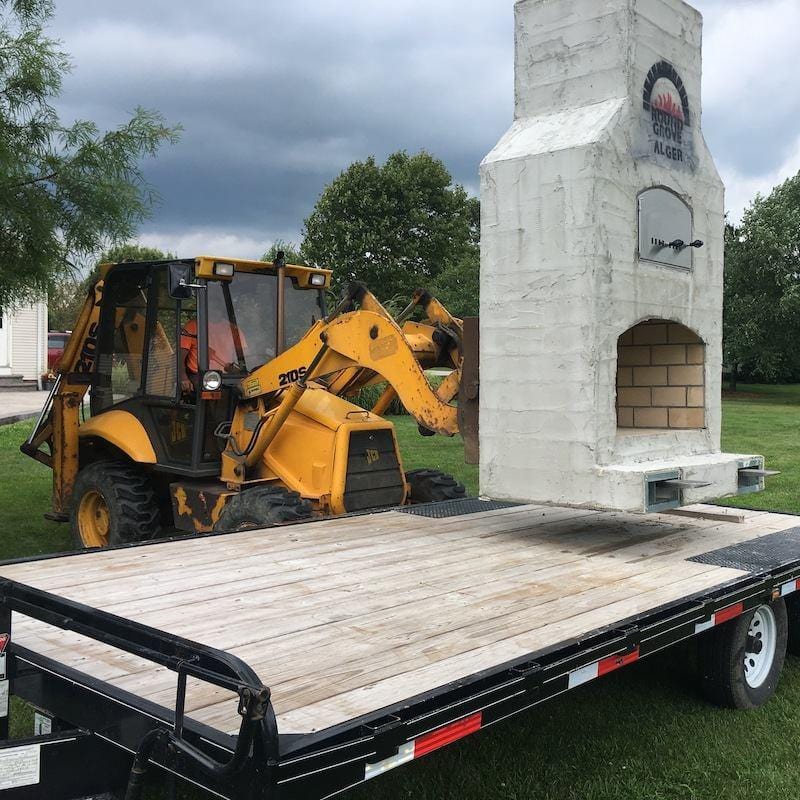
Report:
509,659,543,692
361,714,405,762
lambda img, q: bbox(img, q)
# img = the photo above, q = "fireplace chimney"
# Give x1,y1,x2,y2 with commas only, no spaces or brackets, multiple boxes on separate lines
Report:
479,0,765,512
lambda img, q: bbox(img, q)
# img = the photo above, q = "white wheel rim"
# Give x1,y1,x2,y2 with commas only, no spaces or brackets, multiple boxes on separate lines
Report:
744,605,777,689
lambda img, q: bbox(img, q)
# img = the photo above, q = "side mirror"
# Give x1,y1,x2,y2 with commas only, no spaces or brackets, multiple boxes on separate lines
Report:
168,263,195,300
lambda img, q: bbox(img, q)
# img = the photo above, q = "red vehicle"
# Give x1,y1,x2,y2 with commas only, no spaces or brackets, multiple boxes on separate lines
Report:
47,331,70,370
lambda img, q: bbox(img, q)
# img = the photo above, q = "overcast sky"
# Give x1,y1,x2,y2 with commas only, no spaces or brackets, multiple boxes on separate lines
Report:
49,0,800,259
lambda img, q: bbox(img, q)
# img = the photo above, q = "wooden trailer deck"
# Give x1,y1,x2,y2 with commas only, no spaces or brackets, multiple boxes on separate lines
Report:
2,502,798,737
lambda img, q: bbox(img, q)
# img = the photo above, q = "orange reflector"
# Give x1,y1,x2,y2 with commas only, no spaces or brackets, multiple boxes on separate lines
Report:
201,391,222,401
715,602,744,625
413,712,482,759
597,647,640,677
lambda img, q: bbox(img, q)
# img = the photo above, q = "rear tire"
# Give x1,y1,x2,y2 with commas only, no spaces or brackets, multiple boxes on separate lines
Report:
405,469,467,504
785,593,800,655
70,461,161,549
698,599,787,709
215,486,313,532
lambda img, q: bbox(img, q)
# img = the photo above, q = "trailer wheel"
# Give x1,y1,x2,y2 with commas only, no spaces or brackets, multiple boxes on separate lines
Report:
70,461,161,549
699,599,787,709
405,469,467,504
215,485,312,532
785,594,800,655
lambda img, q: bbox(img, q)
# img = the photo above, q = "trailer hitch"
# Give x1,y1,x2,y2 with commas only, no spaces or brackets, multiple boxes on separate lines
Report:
124,682,271,800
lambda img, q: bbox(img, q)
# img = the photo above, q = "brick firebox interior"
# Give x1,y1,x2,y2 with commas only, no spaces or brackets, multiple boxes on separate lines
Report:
617,320,705,430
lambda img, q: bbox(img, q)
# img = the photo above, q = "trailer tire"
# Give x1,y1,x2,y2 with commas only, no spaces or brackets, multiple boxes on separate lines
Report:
70,461,161,549
699,599,787,709
785,594,800,655
215,486,312,532
405,469,467,504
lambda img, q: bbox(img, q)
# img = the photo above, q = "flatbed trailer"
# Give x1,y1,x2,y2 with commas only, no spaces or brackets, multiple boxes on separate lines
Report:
2,498,800,799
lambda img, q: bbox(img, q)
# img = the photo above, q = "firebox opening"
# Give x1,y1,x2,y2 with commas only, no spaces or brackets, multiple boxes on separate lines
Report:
617,320,705,431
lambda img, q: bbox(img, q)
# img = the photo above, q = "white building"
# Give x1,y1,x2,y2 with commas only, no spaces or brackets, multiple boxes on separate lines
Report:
0,300,48,388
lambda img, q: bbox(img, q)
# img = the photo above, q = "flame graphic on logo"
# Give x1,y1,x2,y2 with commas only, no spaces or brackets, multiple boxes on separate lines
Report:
652,92,684,122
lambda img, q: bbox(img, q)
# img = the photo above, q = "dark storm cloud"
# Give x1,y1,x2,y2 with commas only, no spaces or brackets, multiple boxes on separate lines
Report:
49,1,512,254
48,0,799,254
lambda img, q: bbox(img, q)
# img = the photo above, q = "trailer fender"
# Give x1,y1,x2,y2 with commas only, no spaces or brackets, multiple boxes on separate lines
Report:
78,410,157,464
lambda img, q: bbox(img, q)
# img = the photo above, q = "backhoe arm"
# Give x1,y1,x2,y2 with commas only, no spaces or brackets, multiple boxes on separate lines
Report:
21,280,104,515
240,286,463,436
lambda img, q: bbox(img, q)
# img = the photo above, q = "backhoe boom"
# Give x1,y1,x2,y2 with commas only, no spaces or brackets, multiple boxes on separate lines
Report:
239,286,463,435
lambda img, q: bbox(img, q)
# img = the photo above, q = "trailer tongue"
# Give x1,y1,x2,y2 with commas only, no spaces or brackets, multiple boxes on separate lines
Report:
2,500,800,799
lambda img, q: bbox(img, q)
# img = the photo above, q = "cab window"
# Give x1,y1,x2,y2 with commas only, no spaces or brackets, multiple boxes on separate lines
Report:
92,266,149,413
284,277,324,348
204,272,324,374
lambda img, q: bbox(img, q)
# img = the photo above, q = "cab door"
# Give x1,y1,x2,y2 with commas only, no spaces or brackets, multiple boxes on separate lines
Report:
144,265,233,474
92,263,214,475
140,266,199,469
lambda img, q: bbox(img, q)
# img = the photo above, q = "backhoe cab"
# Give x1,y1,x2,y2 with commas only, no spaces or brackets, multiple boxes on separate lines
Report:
23,255,470,547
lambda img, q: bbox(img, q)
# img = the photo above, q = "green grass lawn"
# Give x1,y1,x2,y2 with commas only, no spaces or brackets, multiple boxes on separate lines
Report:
0,422,70,561
1,386,800,799
718,384,800,514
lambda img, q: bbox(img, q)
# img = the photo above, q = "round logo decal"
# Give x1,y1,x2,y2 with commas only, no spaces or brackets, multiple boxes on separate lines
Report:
642,61,691,166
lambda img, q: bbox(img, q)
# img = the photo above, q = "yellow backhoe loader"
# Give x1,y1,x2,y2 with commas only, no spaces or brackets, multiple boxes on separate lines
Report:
22,254,475,547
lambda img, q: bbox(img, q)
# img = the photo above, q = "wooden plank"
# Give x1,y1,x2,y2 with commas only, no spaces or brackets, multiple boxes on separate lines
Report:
274,564,743,734
5,504,799,740
13,504,714,661
191,562,745,733
5,510,604,618
666,508,747,524
9,506,788,676
0,505,572,594
21,540,748,716
12,520,646,662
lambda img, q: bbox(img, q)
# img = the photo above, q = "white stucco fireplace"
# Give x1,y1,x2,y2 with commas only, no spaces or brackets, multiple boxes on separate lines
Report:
479,0,764,512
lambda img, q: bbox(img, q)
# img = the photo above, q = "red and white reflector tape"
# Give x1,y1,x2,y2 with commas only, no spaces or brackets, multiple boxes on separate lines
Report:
694,601,744,634
0,632,7,683
567,647,640,689
780,579,800,598
0,632,7,715
365,712,483,780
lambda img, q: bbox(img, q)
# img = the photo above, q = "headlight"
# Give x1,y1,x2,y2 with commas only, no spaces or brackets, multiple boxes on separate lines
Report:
310,273,326,287
213,261,235,277
202,371,222,391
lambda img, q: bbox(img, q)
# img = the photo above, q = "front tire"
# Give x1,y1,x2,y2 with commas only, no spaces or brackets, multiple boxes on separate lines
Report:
784,593,800,655
405,469,467,504
70,461,161,549
215,486,313,532
699,599,787,709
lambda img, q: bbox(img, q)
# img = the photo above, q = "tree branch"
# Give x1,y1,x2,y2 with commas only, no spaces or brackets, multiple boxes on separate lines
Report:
2,170,58,190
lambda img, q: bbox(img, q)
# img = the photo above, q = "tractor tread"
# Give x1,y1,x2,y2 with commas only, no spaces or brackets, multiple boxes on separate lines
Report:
215,485,313,532
70,460,160,548
405,469,468,504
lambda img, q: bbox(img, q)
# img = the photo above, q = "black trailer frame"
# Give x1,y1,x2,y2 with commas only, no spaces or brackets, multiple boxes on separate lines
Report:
2,529,800,800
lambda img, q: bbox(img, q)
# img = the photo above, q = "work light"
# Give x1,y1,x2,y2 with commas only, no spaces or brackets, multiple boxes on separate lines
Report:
213,262,235,277
202,371,222,391
310,273,326,287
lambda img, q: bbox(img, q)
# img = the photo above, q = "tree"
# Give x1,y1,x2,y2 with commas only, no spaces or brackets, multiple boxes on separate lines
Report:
0,0,180,309
48,243,170,331
262,239,305,265
723,172,800,387
431,253,479,318
301,151,479,303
